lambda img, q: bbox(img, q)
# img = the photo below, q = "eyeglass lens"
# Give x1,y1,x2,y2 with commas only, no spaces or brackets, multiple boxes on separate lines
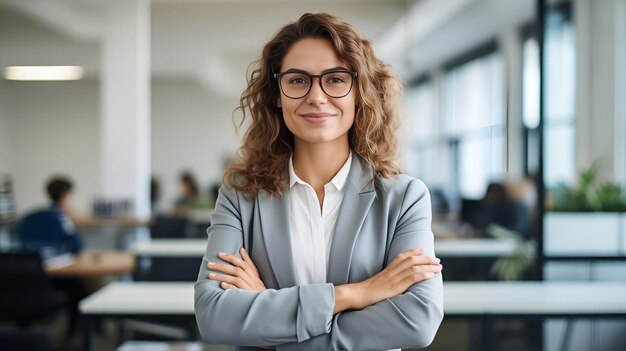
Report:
279,71,354,99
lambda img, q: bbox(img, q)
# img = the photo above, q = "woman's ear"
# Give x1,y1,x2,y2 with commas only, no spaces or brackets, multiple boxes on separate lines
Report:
277,98,282,108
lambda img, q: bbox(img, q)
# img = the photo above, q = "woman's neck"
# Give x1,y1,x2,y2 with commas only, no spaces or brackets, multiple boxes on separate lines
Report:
292,139,350,192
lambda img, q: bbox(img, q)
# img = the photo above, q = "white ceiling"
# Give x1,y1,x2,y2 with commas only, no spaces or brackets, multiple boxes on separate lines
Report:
0,0,408,96
0,0,535,96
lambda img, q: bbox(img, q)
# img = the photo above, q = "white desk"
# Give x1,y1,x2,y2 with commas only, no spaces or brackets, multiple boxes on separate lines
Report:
131,239,206,257
435,238,518,258
444,282,626,351
80,282,196,351
130,238,514,258
80,282,193,315
81,281,626,316
80,281,626,351
444,282,626,315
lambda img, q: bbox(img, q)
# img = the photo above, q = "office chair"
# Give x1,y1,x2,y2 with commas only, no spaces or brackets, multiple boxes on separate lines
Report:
0,251,61,326
149,215,189,239
126,255,201,342
0,330,53,351
129,242,201,342
134,257,202,282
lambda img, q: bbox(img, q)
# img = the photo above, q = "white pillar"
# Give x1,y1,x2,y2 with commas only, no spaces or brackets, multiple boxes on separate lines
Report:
588,0,616,182
574,0,592,174
498,28,524,177
100,0,151,220
615,0,626,184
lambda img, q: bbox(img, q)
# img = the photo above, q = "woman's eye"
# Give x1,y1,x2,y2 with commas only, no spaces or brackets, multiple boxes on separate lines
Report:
327,76,346,84
288,76,309,85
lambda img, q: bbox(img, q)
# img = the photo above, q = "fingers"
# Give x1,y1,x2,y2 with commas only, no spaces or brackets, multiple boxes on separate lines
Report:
383,249,441,283
207,249,265,291
387,248,439,271
208,271,249,290
211,251,254,277
221,282,236,290
394,255,441,276
396,263,443,286
387,248,424,270
240,248,259,275
207,260,240,276
216,251,247,269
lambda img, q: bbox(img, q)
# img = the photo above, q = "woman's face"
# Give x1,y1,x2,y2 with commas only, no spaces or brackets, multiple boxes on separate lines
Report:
278,38,356,148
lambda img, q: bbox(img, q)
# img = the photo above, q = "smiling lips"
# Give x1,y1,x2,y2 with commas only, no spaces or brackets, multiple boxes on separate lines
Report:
300,113,335,124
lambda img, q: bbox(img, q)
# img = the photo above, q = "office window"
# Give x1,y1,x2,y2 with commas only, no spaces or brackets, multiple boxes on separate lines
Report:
543,7,576,188
523,35,541,176
523,36,540,130
443,52,505,199
405,81,445,187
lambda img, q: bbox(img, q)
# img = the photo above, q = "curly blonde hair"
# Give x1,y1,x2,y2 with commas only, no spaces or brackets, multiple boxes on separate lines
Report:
224,13,402,197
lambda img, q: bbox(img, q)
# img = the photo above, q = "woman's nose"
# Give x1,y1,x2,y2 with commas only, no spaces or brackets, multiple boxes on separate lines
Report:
305,77,327,105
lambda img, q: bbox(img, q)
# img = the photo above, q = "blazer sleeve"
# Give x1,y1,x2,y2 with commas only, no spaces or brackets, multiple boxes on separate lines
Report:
194,185,336,346
277,179,444,351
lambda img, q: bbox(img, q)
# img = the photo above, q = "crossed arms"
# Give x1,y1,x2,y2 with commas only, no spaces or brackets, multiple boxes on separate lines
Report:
194,179,444,350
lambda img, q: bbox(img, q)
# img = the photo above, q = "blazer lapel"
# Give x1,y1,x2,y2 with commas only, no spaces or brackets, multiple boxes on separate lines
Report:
258,189,298,288
327,157,376,285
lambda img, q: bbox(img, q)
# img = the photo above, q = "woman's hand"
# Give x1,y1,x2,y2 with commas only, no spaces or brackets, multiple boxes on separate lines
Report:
207,247,266,292
334,248,441,313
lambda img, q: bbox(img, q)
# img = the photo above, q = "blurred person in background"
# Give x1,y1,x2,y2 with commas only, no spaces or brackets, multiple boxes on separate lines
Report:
17,176,86,340
477,182,532,239
173,170,200,217
150,175,162,213
18,176,83,255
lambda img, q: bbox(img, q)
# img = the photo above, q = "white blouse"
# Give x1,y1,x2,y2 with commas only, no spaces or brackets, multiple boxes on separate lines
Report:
288,152,352,284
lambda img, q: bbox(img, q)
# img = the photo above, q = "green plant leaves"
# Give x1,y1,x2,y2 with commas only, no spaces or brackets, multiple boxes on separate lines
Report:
552,167,626,212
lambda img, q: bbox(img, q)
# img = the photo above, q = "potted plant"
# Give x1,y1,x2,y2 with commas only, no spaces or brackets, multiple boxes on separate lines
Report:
544,168,626,256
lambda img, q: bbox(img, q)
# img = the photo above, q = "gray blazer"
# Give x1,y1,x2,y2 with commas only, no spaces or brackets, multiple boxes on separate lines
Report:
195,156,444,351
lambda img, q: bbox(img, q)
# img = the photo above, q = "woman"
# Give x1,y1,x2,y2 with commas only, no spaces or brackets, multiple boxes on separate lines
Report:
195,13,443,350
173,171,200,216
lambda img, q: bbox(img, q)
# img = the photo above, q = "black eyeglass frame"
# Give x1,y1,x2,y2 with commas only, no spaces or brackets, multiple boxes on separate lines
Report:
274,69,358,99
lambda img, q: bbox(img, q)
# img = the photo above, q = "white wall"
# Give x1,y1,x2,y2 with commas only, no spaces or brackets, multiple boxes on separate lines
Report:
150,78,240,211
4,79,101,213
1,77,240,214
575,0,623,182
0,1,402,214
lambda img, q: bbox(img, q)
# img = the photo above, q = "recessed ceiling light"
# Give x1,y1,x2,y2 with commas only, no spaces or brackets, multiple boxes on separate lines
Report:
3,66,84,81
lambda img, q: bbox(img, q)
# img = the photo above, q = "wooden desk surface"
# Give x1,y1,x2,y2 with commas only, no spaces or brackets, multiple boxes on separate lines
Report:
76,217,146,229
47,250,136,278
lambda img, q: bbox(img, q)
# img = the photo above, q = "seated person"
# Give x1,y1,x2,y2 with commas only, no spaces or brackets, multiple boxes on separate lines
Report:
476,182,531,239
19,176,83,255
18,176,88,338
172,171,201,217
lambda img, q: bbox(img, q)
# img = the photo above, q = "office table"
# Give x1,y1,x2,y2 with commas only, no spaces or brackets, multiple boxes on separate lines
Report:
80,282,195,351
435,238,518,257
445,282,626,351
129,238,518,281
80,281,626,351
46,250,136,278
131,239,206,257
130,237,516,258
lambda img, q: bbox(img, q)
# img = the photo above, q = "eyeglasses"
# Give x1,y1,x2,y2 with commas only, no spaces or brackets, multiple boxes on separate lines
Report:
274,69,357,99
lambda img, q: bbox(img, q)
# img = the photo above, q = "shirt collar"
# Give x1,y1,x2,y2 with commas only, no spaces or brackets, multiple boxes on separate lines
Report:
289,151,352,191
